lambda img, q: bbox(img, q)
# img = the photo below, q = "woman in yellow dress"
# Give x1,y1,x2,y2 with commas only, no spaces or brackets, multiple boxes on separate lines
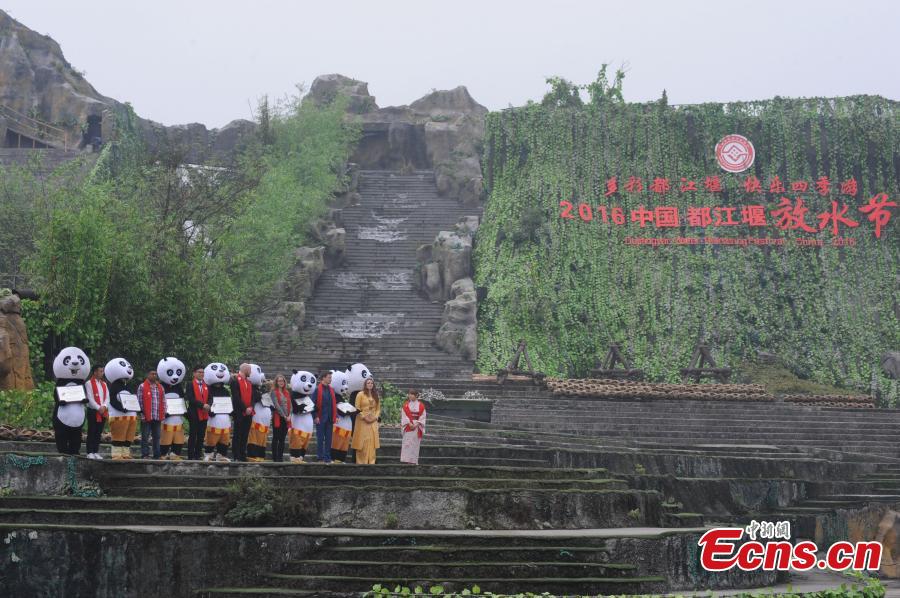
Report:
351,378,380,464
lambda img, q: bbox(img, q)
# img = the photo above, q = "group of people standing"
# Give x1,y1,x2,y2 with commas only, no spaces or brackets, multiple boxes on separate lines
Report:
49,346,428,465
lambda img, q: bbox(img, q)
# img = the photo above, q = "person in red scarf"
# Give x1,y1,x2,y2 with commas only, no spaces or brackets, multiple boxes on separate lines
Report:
270,374,291,462
312,371,337,463
84,364,109,460
230,363,257,462
136,369,166,459
185,366,210,460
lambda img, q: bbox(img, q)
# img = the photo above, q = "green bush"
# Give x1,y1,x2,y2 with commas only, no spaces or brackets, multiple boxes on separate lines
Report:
0,382,55,429
18,93,358,373
220,474,317,527
379,382,406,424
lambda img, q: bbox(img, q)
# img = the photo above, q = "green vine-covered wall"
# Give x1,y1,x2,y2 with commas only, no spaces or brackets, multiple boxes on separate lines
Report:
475,95,899,392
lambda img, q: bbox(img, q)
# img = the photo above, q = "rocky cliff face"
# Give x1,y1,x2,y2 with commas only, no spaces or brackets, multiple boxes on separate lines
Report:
0,10,256,162
307,74,487,205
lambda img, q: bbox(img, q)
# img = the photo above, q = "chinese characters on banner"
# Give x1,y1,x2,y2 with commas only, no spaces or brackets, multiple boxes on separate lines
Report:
559,174,896,245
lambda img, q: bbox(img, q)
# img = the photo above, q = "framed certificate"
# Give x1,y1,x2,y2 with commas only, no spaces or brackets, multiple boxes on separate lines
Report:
119,392,141,412
260,393,273,407
57,386,86,403
166,397,187,415
211,396,233,414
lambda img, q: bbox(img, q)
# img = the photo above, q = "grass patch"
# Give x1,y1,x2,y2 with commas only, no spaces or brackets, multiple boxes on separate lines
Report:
738,361,860,396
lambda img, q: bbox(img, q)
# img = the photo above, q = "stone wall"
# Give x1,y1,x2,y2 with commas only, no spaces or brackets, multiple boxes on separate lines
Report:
0,525,317,598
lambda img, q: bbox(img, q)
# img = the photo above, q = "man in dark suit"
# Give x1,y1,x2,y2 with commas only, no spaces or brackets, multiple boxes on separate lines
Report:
311,371,336,463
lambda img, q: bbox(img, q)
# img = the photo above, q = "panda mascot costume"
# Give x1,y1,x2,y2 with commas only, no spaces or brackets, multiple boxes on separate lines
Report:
330,370,356,463
105,357,137,460
289,370,316,463
52,347,90,455
157,357,187,460
344,363,372,459
203,362,232,462
246,364,270,462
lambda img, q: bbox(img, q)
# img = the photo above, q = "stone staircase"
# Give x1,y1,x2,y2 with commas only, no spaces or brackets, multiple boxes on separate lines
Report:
0,403,888,596
246,170,479,380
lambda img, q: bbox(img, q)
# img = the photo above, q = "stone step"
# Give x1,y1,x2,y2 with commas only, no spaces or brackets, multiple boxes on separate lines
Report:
256,573,666,595
0,495,217,512
98,473,622,492
317,543,616,563
0,507,213,525
281,558,638,579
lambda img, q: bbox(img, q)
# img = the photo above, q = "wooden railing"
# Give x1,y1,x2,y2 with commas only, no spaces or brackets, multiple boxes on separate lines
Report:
0,103,68,150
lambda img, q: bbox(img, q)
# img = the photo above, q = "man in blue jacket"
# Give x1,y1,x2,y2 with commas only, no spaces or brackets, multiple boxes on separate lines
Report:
311,370,336,463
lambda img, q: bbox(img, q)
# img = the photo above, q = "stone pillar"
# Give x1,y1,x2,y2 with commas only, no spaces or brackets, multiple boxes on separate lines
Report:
0,293,35,391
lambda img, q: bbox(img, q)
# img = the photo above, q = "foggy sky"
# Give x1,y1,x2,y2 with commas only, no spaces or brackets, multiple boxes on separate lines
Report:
4,0,898,128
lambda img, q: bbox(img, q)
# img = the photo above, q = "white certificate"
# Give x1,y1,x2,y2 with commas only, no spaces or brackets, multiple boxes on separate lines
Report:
119,392,141,412
211,396,233,414
260,393,273,407
166,397,187,415
57,386,86,403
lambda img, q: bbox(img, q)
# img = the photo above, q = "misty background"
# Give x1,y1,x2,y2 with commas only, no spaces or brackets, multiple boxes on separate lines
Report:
3,0,898,127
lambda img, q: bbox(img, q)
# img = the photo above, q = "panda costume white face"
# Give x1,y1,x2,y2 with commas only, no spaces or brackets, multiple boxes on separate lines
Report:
248,364,265,386
104,358,134,383
290,371,316,396
345,363,371,393
204,362,231,385
157,357,186,386
330,370,349,398
53,347,90,382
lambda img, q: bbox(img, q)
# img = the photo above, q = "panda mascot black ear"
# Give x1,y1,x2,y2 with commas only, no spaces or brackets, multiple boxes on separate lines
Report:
292,369,298,374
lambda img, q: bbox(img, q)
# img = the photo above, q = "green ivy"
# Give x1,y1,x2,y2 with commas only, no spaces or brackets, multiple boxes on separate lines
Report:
476,89,899,397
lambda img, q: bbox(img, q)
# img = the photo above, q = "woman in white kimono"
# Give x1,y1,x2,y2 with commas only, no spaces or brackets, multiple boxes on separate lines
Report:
399,389,426,465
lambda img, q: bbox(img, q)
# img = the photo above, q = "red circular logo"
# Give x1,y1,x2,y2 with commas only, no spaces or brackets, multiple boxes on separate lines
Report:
715,134,755,173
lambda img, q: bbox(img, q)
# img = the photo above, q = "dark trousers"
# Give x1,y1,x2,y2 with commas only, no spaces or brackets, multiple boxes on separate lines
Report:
140,420,161,458
187,416,207,460
53,412,82,455
86,414,105,454
272,423,288,462
315,419,332,462
232,416,250,462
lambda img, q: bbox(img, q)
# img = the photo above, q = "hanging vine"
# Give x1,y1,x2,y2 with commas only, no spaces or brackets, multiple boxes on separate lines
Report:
475,87,899,397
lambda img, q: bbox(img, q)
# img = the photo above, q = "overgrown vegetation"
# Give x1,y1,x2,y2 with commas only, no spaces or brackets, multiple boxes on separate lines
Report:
477,74,898,398
363,570,885,596
380,382,407,424
220,473,318,526
739,360,861,396
5,90,358,378
0,382,54,429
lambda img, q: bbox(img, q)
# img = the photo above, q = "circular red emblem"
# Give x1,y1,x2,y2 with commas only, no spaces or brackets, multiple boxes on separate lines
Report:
715,134,755,173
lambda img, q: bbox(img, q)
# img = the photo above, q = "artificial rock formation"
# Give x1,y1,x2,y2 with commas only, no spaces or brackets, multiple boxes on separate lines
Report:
883,351,900,380
0,292,34,391
416,216,480,362
307,73,487,206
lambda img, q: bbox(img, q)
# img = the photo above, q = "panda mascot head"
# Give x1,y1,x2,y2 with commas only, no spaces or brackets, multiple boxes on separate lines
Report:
330,370,350,399
290,371,316,396
345,363,371,393
248,364,265,387
204,362,231,386
53,347,90,383
157,357,186,388
104,358,134,383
